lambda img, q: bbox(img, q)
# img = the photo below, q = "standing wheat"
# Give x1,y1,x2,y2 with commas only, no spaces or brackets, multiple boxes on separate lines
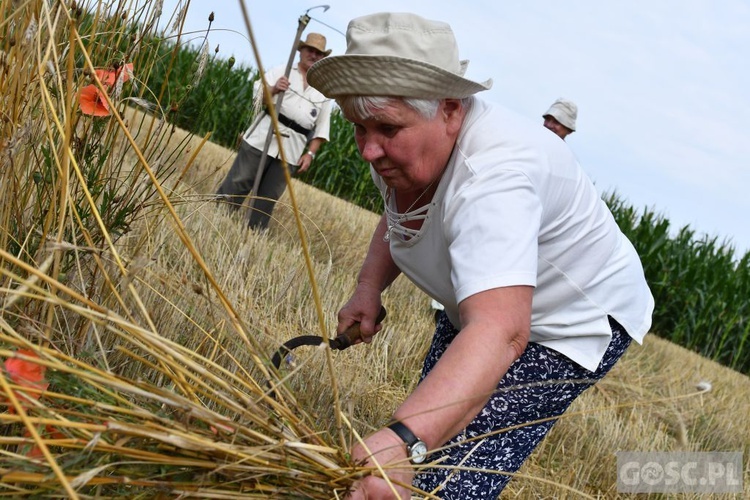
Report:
193,43,209,86
23,15,37,47
170,4,187,34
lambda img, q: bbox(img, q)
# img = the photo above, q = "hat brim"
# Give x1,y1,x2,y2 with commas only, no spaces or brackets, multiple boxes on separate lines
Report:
308,55,492,99
298,43,332,56
543,111,576,131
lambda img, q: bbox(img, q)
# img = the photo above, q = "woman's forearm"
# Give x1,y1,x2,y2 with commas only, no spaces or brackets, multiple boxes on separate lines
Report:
393,286,532,450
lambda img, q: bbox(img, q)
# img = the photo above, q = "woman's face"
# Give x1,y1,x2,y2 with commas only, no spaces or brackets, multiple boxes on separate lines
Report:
299,47,327,71
345,99,463,195
543,115,573,140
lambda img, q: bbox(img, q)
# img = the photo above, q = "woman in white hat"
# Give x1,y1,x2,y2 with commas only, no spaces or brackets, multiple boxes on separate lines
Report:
308,12,653,499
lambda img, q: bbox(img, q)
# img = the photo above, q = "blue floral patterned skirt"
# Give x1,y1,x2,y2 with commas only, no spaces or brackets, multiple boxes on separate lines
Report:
413,313,632,498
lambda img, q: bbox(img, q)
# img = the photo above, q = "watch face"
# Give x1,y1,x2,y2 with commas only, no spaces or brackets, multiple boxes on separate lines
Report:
410,441,428,464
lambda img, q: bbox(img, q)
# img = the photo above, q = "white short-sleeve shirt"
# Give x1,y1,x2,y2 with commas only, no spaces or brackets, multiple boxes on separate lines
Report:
374,98,654,371
244,65,332,165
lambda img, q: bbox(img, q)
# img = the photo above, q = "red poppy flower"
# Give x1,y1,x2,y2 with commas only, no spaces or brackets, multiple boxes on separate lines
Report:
22,423,66,458
95,62,134,86
3,350,60,457
4,349,47,388
79,84,111,116
3,349,49,412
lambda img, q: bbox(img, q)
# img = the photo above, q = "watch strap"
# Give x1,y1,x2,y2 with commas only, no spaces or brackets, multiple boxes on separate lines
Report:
387,421,419,448
387,421,427,464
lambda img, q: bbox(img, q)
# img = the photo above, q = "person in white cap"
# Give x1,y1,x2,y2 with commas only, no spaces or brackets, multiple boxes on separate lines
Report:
542,97,577,140
216,33,333,229
308,12,653,499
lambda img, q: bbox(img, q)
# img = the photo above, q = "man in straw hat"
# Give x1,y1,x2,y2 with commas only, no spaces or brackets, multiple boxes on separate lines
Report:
216,33,332,229
308,12,653,499
543,97,578,140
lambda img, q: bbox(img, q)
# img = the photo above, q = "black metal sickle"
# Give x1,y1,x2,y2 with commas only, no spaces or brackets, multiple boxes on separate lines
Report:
271,307,387,370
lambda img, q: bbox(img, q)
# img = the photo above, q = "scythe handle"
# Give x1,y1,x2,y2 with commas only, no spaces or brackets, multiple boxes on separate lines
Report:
270,306,387,370
330,306,388,351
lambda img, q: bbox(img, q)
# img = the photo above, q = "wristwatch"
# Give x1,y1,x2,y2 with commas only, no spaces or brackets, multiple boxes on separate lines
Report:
306,151,315,159
387,421,428,464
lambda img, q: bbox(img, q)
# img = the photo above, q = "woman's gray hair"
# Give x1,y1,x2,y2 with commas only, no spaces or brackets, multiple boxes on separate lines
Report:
337,96,469,121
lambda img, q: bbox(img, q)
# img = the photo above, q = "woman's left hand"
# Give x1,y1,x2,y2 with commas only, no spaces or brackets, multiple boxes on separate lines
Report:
297,152,313,173
347,428,415,499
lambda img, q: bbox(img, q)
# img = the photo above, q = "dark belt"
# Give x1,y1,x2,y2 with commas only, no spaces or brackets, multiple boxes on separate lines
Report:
274,112,313,137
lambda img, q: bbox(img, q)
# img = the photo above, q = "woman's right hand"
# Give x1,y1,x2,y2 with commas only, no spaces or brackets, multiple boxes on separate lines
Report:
337,283,384,344
272,76,290,95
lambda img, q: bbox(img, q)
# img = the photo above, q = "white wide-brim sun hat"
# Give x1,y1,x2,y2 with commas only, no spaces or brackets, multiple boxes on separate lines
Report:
307,12,492,99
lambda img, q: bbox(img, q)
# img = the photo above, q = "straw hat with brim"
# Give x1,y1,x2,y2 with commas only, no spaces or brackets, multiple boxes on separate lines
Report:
298,33,332,56
307,12,492,99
